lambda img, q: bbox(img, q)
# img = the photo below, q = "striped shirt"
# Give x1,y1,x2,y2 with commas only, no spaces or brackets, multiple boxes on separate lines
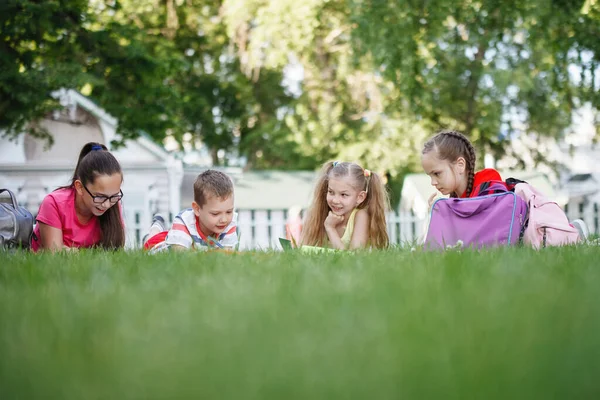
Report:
149,208,238,253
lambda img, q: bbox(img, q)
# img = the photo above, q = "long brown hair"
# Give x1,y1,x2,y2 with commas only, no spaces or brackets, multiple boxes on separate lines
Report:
422,130,477,198
61,142,125,249
300,161,390,249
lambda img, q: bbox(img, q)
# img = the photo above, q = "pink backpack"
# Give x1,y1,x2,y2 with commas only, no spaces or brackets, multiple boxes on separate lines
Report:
513,183,580,249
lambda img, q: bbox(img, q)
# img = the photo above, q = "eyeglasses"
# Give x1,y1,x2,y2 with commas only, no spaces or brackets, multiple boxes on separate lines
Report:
82,185,124,204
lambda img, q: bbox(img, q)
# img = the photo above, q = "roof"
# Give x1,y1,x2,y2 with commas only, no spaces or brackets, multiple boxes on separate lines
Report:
181,169,317,210
568,173,595,183
51,89,117,128
55,90,173,163
111,133,174,164
562,172,600,198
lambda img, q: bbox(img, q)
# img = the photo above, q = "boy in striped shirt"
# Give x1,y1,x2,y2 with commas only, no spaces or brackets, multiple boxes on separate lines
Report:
144,170,238,252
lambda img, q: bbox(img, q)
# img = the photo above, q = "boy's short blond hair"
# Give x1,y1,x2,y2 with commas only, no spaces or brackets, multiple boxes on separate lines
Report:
193,170,234,207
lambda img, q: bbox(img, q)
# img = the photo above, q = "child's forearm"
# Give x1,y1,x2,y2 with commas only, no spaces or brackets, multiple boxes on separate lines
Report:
325,227,346,250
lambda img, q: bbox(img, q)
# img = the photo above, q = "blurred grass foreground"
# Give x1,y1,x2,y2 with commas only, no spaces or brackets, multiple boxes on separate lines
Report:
1,247,600,399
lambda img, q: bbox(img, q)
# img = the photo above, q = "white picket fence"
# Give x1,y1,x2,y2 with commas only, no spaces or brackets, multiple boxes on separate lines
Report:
236,209,426,249
565,201,600,237
122,200,600,250
16,187,599,249
123,208,426,250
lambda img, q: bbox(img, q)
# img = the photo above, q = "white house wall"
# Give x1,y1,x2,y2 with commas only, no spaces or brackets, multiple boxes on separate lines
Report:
557,144,600,175
119,165,171,215
24,111,105,163
111,140,167,164
0,89,183,248
179,169,316,211
0,167,72,211
0,134,26,163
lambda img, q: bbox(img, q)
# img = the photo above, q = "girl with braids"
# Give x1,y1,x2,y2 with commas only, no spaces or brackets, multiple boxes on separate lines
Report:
421,130,592,244
300,161,390,250
421,130,506,201
32,142,125,251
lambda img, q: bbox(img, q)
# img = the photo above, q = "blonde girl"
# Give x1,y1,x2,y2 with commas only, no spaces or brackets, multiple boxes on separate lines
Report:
301,161,390,250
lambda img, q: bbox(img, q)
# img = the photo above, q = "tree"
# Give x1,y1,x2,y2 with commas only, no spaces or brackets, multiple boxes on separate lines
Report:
3,0,598,175
570,0,600,139
1,0,292,166
223,0,427,176
349,0,600,166
0,0,179,145
86,0,293,165
0,0,90,142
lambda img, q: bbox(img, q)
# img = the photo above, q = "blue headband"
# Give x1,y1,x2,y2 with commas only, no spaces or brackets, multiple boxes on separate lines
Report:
333,160,340,167
91,144,103,151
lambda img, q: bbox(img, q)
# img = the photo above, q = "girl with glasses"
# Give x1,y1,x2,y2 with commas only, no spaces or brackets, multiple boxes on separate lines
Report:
32,142,125,251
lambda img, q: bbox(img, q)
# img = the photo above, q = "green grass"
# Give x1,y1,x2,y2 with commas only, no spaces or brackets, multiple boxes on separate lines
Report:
1,247,600,399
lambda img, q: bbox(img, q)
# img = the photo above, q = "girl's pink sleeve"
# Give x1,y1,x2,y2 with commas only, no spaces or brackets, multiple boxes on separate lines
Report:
35,195,63,229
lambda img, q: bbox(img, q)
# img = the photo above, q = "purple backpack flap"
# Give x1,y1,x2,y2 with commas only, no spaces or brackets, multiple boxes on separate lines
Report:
425,184,528,250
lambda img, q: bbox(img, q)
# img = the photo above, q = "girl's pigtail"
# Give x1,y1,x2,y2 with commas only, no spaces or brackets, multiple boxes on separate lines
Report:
362,171,390,249
300,161,336,247
363,168,372,193
441,131,476,197
464,145,476,197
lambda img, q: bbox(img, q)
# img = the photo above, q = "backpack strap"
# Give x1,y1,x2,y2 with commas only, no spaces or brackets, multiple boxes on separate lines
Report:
505,177,527,192
476,180,509,196
0,188,19,209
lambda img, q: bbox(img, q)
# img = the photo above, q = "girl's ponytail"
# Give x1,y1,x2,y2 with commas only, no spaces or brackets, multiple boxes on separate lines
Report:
362,171,390,249
100,203,125,249
70,143,109,184
300,161,336,247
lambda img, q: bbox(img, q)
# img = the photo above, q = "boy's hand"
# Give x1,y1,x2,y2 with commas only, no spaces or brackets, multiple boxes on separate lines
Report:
324,211,344,230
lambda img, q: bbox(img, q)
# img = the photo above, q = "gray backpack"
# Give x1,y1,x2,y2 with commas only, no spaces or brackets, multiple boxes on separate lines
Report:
0,189,35,249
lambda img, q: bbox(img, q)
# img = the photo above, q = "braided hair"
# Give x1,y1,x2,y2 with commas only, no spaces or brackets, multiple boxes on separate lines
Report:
422,130,476,198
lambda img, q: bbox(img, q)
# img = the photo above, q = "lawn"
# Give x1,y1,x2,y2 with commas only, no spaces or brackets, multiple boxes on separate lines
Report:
1,247,599,399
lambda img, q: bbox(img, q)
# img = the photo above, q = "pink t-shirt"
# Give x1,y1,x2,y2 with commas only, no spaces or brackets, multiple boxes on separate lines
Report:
31,187,101,252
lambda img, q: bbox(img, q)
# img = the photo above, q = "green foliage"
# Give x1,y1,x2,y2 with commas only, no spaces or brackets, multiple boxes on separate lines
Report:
2,0,599,174
349,0,600,165
224,0,417,173
1,247,600,398
85,0,294,158
0,0,90,141
1,0,294,164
